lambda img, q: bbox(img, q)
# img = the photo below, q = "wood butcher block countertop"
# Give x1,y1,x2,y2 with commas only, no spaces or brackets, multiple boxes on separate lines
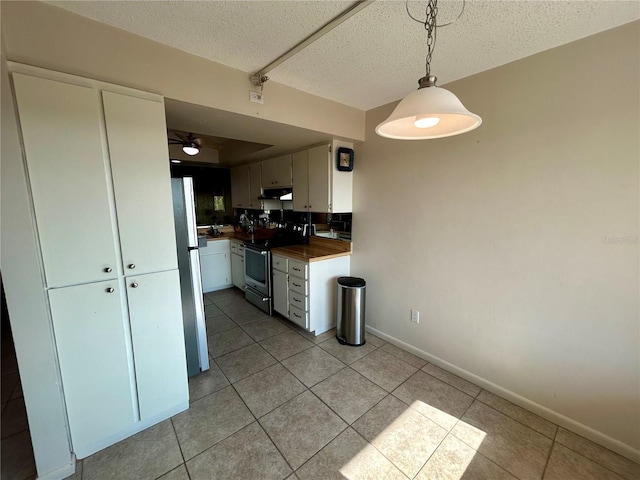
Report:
272,236,352,263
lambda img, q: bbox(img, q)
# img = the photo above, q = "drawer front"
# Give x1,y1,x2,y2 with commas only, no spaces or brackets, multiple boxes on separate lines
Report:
288,260,308,279
288,276,308,295
289,291,308,312
272,254,288,273
289,305,309,330
230,242,238,254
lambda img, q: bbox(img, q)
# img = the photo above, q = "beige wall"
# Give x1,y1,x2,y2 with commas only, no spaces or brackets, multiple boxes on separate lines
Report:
1,1,364,142
354,21,639,458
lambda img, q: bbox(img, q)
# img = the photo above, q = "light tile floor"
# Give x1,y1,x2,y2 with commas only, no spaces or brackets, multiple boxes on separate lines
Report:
3,286,639,480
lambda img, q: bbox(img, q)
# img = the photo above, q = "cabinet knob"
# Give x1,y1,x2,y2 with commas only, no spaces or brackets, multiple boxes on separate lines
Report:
130,282,139,288
106,287,115,293
104,267,112,273
128,264,136,269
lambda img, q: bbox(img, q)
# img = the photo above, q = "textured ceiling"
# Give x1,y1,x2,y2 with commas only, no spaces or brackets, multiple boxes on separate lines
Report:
46,0,640,111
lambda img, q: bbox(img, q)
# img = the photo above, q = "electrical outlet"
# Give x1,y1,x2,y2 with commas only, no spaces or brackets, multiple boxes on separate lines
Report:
249,91,264,104
411,309,420,324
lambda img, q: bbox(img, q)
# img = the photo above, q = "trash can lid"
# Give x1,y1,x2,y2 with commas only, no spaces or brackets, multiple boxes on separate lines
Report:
337,276,366,288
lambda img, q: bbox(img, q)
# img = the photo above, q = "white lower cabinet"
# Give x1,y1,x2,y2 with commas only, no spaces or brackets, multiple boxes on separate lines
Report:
48,270,188,458
48,280,136,458
230,240,245,290
200,240,232,292
125,270,188,420
271,253,350,335
273,268,289,316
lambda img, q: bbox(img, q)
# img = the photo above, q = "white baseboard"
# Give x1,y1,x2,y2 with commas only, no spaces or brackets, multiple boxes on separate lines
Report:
36,455,75,480
366,326,640,464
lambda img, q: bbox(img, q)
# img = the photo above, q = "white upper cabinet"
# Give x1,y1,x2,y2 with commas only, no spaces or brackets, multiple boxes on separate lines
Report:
102,91,177,276
230,165,251,208
292,144,346,214
12,73,119,288
262,154,292,187
307,145,332,213
292,150,309,212
249,162,263,208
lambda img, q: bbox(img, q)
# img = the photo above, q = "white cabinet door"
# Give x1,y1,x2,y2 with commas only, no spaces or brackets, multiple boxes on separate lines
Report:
308,145,331,213
125,270,188,420
249,163,262,208
262,155,292,187
273,269,289,317
48,280,135,457
230,165,250,208
102,91,177,276
292,150,309,212
201,253,232,292
12,73,119,288
231,252,245,290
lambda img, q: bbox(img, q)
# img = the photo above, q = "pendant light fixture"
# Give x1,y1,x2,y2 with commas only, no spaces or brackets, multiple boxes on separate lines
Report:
376,0,481,140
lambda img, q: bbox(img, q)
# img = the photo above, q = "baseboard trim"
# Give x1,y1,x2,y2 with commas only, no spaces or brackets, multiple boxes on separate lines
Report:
366,326,640,464
36,455,75,480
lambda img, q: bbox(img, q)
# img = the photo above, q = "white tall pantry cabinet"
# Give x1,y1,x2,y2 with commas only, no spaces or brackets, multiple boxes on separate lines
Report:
12,68,189,459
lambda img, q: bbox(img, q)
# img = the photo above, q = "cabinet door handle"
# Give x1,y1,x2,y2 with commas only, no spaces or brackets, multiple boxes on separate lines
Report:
130,282,139,288
292,282,301,288
106,287,115,293
293,267,301,272
293,298,301,303
128,264,136,269
104,267,112,273
293,312,301,318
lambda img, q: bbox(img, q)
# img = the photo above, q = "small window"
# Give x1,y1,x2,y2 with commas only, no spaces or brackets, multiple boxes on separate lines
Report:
213,195,225,212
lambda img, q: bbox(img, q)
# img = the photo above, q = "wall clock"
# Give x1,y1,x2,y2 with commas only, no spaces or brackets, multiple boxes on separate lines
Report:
337,147,354,172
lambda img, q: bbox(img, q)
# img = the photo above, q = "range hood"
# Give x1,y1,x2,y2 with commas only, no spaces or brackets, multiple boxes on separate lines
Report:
259,187,292,201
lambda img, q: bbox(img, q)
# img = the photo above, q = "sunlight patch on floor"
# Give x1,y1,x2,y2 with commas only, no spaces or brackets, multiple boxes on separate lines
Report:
339,400,486,479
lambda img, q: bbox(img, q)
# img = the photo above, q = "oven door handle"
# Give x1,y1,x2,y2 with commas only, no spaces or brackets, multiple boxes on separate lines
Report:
245,245,268,256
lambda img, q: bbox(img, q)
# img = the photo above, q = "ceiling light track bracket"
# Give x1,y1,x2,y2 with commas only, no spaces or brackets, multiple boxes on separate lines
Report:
249,0,375,83
251,74,269,87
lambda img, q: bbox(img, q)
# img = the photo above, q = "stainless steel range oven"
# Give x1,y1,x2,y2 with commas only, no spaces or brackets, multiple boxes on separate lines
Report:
244,244,272,314
244,222,309,315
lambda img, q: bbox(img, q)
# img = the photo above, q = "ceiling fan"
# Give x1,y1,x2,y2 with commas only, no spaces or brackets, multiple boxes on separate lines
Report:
168,132,204,156
168,130,226,156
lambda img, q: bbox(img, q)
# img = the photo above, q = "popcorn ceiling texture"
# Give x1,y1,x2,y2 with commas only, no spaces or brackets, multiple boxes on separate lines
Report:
48,0,639,110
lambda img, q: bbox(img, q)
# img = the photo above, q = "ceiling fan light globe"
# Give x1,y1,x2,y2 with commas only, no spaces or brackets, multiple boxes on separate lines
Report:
182,144,200,156
376,85,481,140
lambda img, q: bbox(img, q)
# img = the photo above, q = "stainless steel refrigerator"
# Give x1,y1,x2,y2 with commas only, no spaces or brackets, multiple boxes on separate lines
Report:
171,177,209,377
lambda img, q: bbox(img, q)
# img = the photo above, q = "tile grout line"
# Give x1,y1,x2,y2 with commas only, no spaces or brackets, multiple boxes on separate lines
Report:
473,393,558,441
540,426,559,479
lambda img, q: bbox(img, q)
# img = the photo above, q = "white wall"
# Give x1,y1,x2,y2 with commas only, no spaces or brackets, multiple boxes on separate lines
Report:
353,21,639,459
0,52,74,478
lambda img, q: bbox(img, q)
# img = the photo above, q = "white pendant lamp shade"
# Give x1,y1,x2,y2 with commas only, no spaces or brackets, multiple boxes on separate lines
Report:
376,85,482,140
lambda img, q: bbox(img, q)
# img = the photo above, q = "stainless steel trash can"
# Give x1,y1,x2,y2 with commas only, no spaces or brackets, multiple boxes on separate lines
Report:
336,277,366,346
